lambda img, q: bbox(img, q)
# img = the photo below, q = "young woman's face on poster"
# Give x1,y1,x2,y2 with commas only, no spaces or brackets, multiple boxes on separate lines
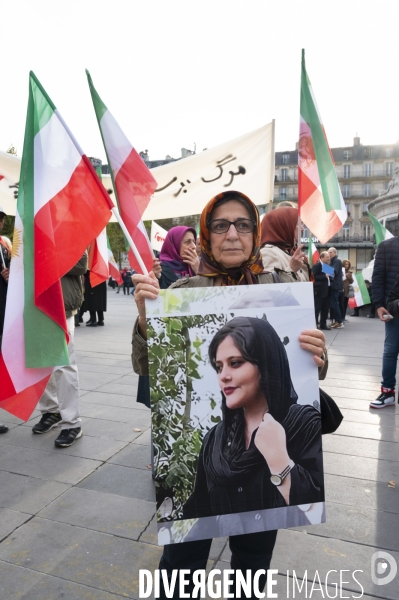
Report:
214,335,264,410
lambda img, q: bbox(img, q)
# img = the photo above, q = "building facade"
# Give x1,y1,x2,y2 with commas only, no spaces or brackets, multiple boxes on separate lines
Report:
273,138,399,270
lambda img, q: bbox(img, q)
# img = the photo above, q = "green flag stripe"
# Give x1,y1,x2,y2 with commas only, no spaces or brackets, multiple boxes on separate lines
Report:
22,73,69,368
30,71,56,137
300,51,342,212
86,69,108,122
367,211,386,246
357,273,371,304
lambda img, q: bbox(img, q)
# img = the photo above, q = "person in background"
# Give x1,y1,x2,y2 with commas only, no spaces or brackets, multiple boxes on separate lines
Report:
341,259,354,323
369,234,399,408
260,207,309,281
328,247,344,329
312,251,331,331
158,225,199,288
84,271,107,327
0,206,11,434
122,268,132,295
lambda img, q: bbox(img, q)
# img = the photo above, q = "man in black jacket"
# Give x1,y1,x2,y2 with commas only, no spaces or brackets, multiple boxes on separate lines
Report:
312,252,331,331
369,236,399,408
328,247,344,329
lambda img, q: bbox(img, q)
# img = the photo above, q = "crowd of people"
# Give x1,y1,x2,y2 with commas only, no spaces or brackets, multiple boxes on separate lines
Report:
1,192,399,597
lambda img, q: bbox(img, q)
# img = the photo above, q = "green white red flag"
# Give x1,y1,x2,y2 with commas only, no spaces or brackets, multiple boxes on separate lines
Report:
307,240,319,268
86,70,157,274
348,272,371,309
107,235,122,285
298,50,347,244
367,211,394,246
0,71,112,420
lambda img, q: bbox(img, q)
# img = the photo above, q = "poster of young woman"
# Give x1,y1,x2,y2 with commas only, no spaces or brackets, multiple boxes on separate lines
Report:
146,282,325,545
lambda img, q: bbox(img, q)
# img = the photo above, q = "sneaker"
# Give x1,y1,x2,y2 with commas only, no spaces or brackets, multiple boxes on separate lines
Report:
0,424,9,434
331,322,344,329
86,322,98,327
54,427,83,447
369,391,395,409
32,412,62,434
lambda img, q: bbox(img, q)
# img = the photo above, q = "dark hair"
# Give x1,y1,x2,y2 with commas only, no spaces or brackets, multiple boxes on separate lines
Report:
209,191,258,224
208,316,298,425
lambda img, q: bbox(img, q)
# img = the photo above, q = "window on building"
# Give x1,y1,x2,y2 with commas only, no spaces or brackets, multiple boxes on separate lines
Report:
294,168,298,181
337,249,349,261
385,181,390,190
386,162,393,176
282,154,290,164
345,203,351,216
280,187,287,199
343,165,351,178
342,226,350,241
364,148,372,158
356,248,374,271
364,184,371,197
386,148,392,158
363,203,369,213
363,225,371,241
343,184,350,198
343,150,351,160
364,163,372,177
281,168,288,182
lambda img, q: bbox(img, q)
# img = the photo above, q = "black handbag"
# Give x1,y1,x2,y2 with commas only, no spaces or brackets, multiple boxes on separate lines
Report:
319,388,344,434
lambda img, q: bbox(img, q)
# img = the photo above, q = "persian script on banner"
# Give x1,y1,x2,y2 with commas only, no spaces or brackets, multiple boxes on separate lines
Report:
143,122,275,221
146,283,325,545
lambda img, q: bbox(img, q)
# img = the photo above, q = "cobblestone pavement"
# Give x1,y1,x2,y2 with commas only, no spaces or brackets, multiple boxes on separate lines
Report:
0,292,398,599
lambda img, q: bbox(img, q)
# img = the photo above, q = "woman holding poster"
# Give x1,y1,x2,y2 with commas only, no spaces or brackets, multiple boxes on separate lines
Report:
183,317,323,519
132,190,327,599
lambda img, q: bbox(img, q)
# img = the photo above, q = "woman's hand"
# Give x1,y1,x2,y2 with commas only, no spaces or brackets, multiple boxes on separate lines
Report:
254,414,290,472
132,272,160,338
298,328,326,368
290,245,307,273
180,246,200,275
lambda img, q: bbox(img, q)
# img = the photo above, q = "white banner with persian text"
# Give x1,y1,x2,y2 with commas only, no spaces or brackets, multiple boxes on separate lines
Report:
143,121,275,220
151,220,168,252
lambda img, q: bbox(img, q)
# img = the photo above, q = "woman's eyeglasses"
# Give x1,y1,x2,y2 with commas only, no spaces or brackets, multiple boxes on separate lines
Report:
207,219,256,234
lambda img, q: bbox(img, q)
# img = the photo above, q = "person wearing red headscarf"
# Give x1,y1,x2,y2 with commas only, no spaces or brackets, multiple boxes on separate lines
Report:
260,207,310,282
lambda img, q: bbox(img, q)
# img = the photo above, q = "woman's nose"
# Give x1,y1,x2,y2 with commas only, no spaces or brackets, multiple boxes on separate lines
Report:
219,367,231,381
226,223,239,239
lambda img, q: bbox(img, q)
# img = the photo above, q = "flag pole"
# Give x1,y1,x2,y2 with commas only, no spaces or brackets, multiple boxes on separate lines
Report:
110,207,149,276
0,245,6,269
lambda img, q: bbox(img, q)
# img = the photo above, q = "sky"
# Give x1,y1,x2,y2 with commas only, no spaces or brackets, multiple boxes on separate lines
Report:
1,0,399,163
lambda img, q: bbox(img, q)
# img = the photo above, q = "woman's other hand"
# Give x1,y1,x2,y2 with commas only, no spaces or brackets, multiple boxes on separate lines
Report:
132,272,160,338
152,258,162,279
298,328,326,368
180,246,200,274
290,245,306,273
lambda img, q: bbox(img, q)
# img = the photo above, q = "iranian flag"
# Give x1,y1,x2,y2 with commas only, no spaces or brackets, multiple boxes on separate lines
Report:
367,211,394,246
348,272,371,309
107,236,122,285
0,71,112,420
298,50,347,244
86,70,157,274
307,240,319,268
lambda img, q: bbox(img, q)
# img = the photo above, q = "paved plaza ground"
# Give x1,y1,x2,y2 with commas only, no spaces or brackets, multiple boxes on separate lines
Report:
0,290,398,599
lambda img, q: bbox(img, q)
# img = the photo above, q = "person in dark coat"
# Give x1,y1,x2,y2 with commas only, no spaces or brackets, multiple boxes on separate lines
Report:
328,247,344,328
84,271,107,327
183,317,323,520
370,236,399,408
312,251,331,331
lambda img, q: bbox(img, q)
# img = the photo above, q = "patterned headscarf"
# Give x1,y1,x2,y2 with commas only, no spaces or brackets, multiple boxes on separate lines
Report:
198,191,264,286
